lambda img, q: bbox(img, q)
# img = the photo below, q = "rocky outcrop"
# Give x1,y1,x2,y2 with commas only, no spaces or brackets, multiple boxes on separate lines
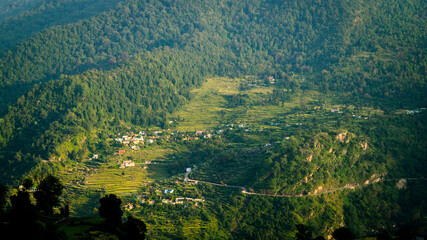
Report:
313,185,323,194
396,179,408,190
364,173,384,185
360,141,368,150
336,131,351,143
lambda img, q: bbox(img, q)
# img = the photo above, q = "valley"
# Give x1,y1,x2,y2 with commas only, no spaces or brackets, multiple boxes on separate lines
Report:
0,0,425,239
35,76,425,238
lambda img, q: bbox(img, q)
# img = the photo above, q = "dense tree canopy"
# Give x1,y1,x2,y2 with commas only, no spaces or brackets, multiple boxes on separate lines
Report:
0,0,424,184
34,174,64,215
99,194,123,226
0,0,424,238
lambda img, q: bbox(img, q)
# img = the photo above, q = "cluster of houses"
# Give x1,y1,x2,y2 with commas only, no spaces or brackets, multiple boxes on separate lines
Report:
113,131,161,151
352,114,369,120
115,134,145,145
268,76,275,84
133,197,204,206
18,186,37,192
88,154,99,161
114,133,146,150
246,76,276,87
331,108,373,120
406,108,425,114
331,106,376,120
110,120,305,152
163,189,174,194
135,190,205,206
331,108,343,113
119,160,135,168
162,197,205,205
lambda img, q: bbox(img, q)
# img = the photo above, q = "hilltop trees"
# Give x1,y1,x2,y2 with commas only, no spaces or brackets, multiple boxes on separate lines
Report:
99,194,123,226
0,176,65,239
122,216,148,240
22,177,34,189
332,227,355,240
34,174,64,215
0,183,7,215
9,189,38,225
99,194,147,239
1,180,147,239
296,224,313,240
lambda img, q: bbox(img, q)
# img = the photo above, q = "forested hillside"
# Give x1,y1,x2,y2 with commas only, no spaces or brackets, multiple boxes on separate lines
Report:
1,0,424,113
0,0,43,21
0,0,425,238
0,0,124,52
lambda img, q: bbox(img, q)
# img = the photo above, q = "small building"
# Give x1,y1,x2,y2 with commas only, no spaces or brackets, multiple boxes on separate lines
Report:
183,137,198,141
162,199,174,204
120,160,135,168
331,109,343,113
92,154,99,159
117,150,126,154
147,139,154,144
163,189,174,194
125,203,134,210
407,109,421,114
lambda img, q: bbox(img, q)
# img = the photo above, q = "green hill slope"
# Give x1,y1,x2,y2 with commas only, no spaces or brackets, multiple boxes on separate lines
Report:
0,0,124,52
0,1,425,237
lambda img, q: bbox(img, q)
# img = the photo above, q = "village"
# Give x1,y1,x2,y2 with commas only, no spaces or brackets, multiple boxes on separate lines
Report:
76,85,380,217
86,103,376,171
124,190,205,211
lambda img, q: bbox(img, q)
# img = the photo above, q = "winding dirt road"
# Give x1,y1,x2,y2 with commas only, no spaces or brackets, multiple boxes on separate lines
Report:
184,168,426,198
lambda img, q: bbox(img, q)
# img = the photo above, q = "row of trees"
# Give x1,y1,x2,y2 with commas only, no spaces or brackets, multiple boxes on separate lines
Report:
0,175,66,239
0,176,147,239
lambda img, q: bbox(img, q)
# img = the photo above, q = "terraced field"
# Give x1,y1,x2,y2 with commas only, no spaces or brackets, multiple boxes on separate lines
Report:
84,166,149,196
170,77,365,131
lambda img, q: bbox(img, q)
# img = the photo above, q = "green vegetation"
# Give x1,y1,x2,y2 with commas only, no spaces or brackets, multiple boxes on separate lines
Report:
0,0,425,239
0,0,124,52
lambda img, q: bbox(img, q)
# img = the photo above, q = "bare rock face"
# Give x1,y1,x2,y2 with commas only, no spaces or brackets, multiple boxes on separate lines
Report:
360,141,368,150
365,173,384,185
313,185,323,194
396,179,408,190
336,131,351,143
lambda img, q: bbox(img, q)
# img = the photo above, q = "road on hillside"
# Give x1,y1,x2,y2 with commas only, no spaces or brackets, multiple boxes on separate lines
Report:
184,168,426,198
